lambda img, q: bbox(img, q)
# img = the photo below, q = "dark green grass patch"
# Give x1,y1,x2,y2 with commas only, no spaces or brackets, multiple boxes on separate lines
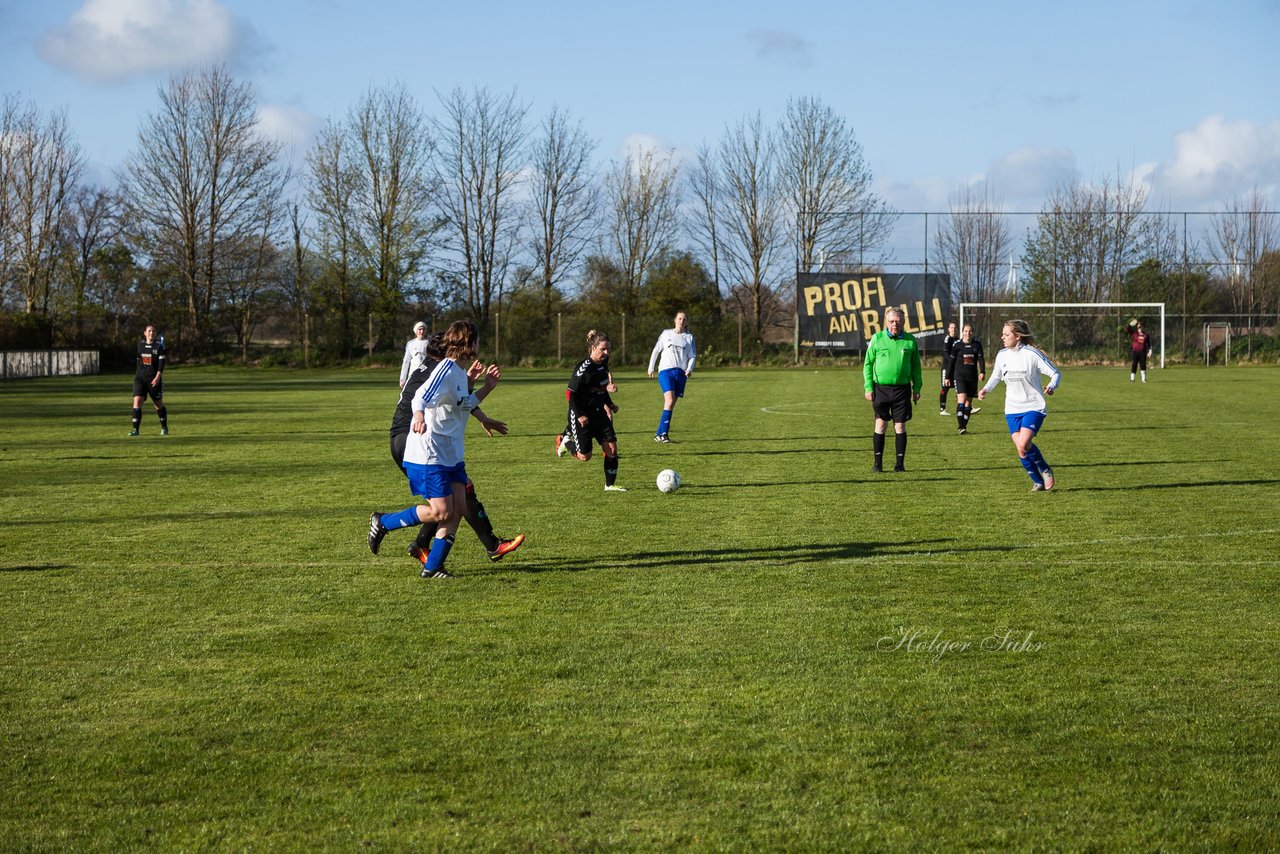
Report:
2,364,1278,849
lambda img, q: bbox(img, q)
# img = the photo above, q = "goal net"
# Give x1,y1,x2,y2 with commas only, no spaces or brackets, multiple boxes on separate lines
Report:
958,302,1165,368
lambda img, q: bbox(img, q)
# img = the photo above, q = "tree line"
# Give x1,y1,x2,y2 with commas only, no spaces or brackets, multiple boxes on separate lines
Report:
2,69,1277,364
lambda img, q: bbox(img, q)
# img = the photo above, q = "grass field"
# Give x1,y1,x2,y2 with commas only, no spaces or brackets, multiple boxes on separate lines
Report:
3,363,1279,850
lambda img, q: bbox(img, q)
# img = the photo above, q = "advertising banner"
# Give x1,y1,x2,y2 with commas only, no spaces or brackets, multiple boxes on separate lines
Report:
797,272,952,351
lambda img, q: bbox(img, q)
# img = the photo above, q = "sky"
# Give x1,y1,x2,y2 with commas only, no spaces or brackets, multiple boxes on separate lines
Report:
2,0,1279,216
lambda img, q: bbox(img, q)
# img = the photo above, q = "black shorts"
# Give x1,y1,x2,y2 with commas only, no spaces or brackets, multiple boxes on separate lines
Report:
872,384,913,423
133,375,163,402
390,432,408,470
1130,350,1148,371
953,373,979,396
567,406,617,454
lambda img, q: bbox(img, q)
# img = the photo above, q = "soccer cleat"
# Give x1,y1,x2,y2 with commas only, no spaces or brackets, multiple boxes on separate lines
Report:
958,427,967,435
421,566,454,579
368,512,389,555
555,434,566,457
1041,468,1055,491
1029,483,1046,492
487,533,526,562
407,542,429,566
871,463,883,473
970,407,981,414
128,429,139,436
893,463,906,473
939,409,948,415
160,427,168,436
653,433,670,444
604,484,628,492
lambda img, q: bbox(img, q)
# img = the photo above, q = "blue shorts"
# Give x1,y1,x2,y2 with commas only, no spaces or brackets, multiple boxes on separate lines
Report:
404,461,468,499
658,368,687,398
1005,411,1047,435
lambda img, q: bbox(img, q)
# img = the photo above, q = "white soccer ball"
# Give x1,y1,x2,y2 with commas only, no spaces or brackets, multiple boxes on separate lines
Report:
656,468,682,493
1129,318,1139,328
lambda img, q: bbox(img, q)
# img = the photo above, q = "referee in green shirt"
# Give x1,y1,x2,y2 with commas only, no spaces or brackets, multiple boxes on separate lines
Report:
863,307,923,472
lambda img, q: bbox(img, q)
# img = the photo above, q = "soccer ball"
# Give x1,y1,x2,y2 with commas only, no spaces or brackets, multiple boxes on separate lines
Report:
656,468,682,493
1129,318,1139,328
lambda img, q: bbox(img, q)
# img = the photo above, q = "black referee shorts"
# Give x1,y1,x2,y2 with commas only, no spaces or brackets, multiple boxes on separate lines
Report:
872,384,913,423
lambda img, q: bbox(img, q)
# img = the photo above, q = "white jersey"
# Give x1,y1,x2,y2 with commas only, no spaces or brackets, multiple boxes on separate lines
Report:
981,344,1060,414
400,337,431,385
648,329,696,374
403,358,479,467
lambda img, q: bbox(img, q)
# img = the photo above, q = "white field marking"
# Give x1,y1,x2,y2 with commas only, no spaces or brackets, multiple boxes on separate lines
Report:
832,528,1280,564
760,402,844,416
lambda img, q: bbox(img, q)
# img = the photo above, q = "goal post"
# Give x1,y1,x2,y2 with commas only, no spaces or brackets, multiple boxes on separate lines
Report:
958,302,1165,368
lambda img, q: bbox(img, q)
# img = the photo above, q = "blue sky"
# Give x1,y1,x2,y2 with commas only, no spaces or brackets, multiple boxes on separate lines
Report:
2,0,1279,212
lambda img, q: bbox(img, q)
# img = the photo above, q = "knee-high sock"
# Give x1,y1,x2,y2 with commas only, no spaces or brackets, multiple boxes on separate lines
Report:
656,409,672,436
462,482,498,550
131,407,141,430
1025,443,1049,472
873,432,886,467
1020,455,1045,485
380,506,423,531
424,533,455,574
895,432,907,466
157,406,168,428
604,454,619,487
414,521,439,550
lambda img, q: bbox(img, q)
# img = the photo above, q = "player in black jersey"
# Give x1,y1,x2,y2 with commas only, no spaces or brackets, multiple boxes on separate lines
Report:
945,323,986,434
556,329,625,491
387,333,525,565
130,324,168,436
938,321,958,415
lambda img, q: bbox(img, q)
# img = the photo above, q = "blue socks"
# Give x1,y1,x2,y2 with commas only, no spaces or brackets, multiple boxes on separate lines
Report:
656,409,672,436
1025,444,1049,472
381,506,422,530
1020,455,1045,485
424,534,454,573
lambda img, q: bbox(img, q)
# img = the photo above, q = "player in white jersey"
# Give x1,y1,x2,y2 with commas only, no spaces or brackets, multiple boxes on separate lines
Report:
369,320,501,578
399,321,431,388
978,319,1062,491
646,311,696,443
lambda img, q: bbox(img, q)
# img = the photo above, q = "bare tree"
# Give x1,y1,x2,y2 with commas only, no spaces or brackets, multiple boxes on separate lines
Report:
349,83,437,343
1211,188,1278,316
686,143,722,298
1021,174,1152,303
432,86,528,330
0,94,16,308
62,184,124,343
603,148,680,316
777,96,894,274
4,99,83,318
931,185,1014,303
121,65,286,347
306,118,365,356
527,105,598,319
712,113,787,339
222,171,290,363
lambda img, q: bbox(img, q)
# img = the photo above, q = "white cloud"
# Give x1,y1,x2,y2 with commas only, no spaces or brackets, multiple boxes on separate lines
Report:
1148,114,1280,207
880,147,1079,214
256,103,321,164
37,0,248,82
985,146,1078,208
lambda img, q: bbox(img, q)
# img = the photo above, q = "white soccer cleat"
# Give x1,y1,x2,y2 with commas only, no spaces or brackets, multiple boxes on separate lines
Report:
604,485,628,492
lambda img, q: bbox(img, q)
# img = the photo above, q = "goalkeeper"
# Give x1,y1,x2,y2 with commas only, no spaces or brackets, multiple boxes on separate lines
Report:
1127,319,1153,383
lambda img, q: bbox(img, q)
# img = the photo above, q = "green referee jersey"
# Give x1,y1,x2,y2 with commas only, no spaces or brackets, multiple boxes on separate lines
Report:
863,330,923,393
